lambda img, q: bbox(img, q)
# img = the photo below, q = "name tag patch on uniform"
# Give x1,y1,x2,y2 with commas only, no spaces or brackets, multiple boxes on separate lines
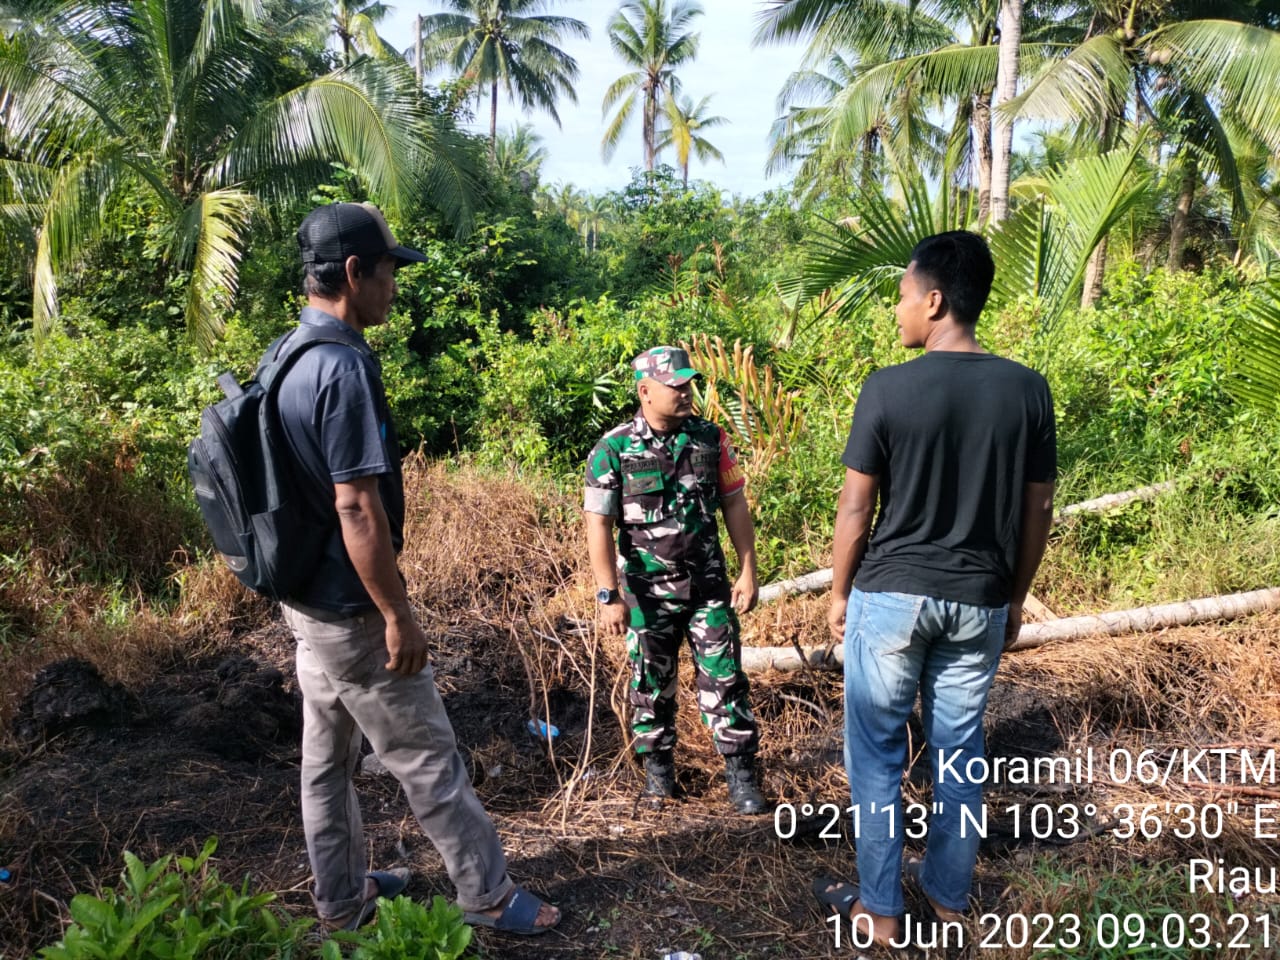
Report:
691,451,718,468
623,458,662,495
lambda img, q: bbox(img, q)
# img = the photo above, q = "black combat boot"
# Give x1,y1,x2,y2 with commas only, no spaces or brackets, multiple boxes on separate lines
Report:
642,751,677,800
724,754,766,815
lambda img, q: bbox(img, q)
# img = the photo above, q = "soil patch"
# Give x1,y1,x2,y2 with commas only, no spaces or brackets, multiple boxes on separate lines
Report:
5,611,1279,958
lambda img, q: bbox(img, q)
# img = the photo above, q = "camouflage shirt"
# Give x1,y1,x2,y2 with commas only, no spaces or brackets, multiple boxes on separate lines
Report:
584,411,746,591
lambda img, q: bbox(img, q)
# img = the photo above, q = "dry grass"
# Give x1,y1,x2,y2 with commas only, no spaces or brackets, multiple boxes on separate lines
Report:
3,457,1280,957
0,448,214,726
387,460,1280,956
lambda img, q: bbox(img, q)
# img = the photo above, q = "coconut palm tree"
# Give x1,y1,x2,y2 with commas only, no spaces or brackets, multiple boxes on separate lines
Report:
0,0,477,349
989,0,1023,223
656,93,726,187
755,0,1013,220
418,0,589,162
766,46,945,200
601,0,703,170
332,1,397,64
1006,5,1280,293
577,192,612,252
494,122,547,188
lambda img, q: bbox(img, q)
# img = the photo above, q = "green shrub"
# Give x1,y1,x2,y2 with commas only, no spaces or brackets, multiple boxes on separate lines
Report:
1005,854,1248,960
38,838,310,960
472,292,772,471
1041,265,1245,486
323,896,473,960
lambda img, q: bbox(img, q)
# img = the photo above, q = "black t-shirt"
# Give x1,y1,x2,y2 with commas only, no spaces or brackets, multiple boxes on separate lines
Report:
843,351,1056,607
276,308,404,613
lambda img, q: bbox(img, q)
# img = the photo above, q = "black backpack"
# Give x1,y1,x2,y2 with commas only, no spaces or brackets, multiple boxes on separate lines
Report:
187,326,356,599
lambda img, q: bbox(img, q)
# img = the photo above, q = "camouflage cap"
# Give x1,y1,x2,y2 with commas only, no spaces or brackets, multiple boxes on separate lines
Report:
633,345,700,386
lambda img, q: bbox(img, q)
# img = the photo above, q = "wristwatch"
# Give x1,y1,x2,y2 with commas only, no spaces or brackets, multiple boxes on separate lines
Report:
596,587,619,605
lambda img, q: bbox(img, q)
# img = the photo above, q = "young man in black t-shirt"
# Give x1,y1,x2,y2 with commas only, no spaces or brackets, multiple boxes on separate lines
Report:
814,232,1056,948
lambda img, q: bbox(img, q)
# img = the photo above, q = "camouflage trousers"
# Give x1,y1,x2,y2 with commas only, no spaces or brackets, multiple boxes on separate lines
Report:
624,583,759,757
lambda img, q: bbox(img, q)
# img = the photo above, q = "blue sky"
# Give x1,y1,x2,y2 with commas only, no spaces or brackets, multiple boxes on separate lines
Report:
380,1,808,197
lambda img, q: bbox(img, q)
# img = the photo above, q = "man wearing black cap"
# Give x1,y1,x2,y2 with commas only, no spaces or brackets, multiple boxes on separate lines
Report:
275,203,560,936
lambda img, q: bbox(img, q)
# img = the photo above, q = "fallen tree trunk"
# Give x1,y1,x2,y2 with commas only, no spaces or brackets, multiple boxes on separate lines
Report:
740,587,1280,672
757,568,833,605
1052,480,1175,522
1005,587,1280,650
757,480,1177,605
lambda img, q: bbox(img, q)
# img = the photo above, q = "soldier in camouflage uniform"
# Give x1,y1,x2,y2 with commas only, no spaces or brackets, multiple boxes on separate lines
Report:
584,346,766,815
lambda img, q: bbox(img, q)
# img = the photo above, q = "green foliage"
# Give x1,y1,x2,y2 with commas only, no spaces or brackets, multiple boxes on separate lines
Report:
1042,265,1245,481
988,138,1155,326
782,139,1156,334
365,306,482,454
597,168,739,296
472,298,637,468
1,0,478,348
323,896,473,960
472,283,772,471
1231,277,1280,414
1040,429,1280,614
1012,855,1237,960
38,838,310,960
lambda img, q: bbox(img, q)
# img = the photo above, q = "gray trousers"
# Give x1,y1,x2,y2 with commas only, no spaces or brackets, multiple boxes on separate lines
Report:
283,601,513,920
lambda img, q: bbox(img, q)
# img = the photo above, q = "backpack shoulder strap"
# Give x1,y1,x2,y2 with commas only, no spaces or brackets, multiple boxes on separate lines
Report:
257,325,369,394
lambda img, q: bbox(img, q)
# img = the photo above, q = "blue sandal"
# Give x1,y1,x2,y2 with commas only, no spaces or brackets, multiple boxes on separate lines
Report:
812,874,860,919
464,886,560,936
329,867,410,932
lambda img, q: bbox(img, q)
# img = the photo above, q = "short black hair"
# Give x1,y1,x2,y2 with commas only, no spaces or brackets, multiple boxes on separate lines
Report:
301,255,380,298
908,231,995,326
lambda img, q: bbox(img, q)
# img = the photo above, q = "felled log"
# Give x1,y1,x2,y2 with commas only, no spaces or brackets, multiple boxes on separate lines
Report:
1021,593,1059,621
739,587,1280,672
757,568,833,605
1052,480,1175,522
1006,586,1280,651
757,481,1177,605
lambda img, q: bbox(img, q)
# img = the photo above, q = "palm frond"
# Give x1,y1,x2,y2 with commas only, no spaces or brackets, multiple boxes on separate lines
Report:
988,137,1153,325
347,13,395,60
190,0,264,79
1232,281,1280,413
1171,89,1246,224
987,195,1062,308
173,187,256,352
909,42,1001,101
32,147,133,341
753,0,954,62
0,156,52,202
1151,20,1280,151
824,43,1004,155
779,175,946,319
601,89,638,160
1006,34,1129,126
0,49,122,163
213,60,431,218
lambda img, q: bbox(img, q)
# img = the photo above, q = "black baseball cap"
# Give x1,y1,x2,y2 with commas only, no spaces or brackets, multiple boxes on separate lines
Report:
297,202,427,266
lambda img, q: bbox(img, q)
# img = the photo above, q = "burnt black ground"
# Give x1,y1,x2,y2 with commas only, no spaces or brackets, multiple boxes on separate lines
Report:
1,623,1143,960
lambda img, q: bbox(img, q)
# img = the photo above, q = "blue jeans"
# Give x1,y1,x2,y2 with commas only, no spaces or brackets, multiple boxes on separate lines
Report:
843,589,1007,916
